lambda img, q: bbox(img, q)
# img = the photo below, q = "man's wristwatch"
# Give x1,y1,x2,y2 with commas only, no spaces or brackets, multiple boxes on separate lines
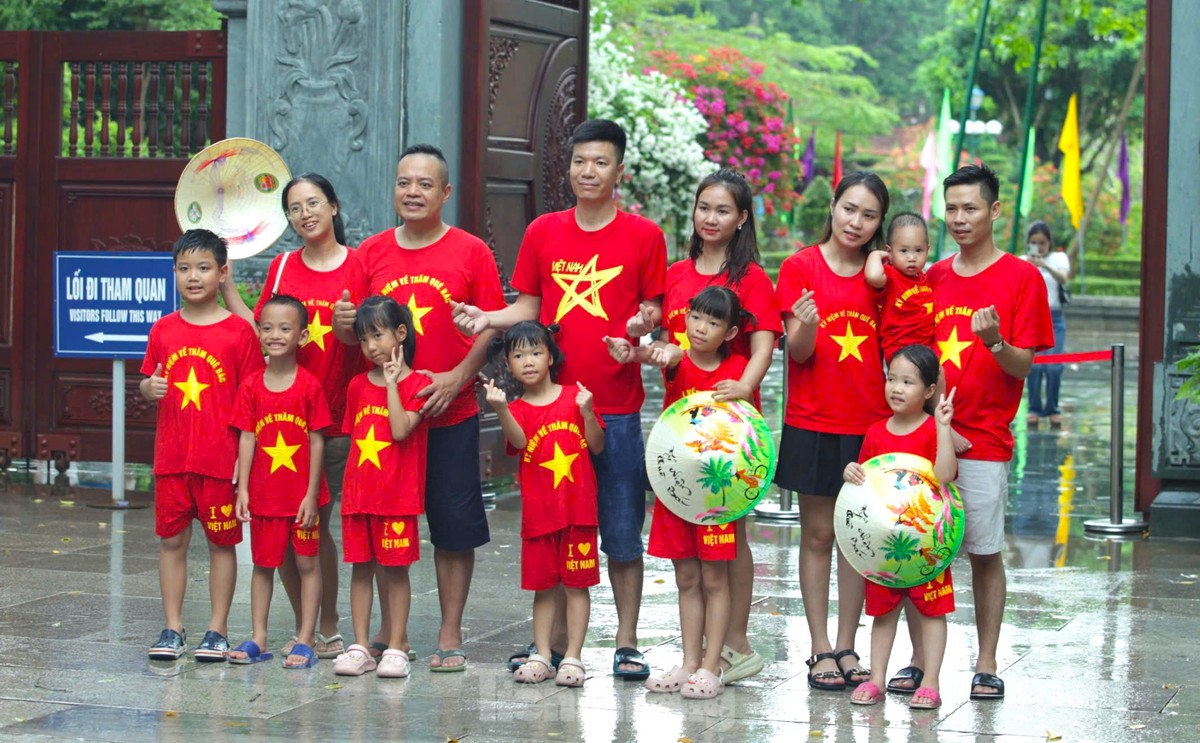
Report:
987,338,1005,353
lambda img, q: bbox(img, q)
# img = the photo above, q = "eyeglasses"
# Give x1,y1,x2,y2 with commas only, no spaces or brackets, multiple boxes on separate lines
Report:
287,199,328,217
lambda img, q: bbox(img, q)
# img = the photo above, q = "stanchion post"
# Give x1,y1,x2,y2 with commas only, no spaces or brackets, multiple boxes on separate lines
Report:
1085,343,1147,534
756,342,799,523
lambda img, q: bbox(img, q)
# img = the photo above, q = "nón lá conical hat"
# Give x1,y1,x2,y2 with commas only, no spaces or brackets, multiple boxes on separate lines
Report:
174,138,292,259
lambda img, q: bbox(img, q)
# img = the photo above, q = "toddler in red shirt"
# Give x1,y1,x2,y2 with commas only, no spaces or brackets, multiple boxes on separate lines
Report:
140,230,265,663
332,296,431,679
843,344,957,711
228,295,333,669
486,322,604,688
865,212,935,362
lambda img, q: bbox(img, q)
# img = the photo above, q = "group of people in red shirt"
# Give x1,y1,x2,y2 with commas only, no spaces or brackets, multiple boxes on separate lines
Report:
141,118,1052,706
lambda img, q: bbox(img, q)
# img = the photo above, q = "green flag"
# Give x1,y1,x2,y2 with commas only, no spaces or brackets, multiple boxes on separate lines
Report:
931,88,953,220
1019,130,1036,217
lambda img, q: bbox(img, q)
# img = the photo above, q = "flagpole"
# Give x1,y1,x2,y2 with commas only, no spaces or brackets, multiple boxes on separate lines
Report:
1009,0,1049,253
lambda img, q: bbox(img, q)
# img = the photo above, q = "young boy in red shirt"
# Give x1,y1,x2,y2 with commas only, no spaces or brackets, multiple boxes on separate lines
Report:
228,294,333,668
141,229,265,661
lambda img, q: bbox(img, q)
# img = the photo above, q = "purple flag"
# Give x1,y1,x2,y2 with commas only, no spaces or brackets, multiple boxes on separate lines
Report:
1118,131,1131,226
800,131,816,184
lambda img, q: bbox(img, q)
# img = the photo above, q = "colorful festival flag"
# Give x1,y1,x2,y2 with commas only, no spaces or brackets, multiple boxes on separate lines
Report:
800,130,816,185
1019,129,1036,218
1058,93,1083,229
832,131,843,187
931,88,953,220
1118,131,1131,226
919,130,936,221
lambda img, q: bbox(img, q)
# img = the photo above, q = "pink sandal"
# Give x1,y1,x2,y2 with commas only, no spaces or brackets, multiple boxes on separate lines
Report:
332,644,377,676
851,681,885,705
644,665,689,693
513,653,551,684
909,686,942,709
555,657,586,687
376,649,411,678
680,668,724,699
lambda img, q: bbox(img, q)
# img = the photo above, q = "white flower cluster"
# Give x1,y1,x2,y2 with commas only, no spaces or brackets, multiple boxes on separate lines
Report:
588,6,712,239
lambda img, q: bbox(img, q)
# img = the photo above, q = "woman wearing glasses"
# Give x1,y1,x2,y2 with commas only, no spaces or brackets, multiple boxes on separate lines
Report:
221,172,369,663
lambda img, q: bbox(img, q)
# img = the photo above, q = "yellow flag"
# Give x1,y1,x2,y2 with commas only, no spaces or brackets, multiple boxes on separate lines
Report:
1058,94,1083,229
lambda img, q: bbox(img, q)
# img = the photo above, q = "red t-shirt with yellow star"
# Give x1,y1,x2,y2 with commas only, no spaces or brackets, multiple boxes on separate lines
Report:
928,252,1053,460
357,227,506,428
341,371,431,515
141,312,265,478
512,208,667,416
776,246,888,434
506,384,601,539
664,353,750,408
253,249,369,436
663,260,783,360
230,367,333,516
878,263,935,362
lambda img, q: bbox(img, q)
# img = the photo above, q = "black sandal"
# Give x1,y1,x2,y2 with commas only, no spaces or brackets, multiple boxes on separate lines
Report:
886,665,924,694
806,652,846,691
833,648,870,688
969,672,1005,700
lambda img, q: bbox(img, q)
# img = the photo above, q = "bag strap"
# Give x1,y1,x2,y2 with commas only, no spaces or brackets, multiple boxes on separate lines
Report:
270,251,291,297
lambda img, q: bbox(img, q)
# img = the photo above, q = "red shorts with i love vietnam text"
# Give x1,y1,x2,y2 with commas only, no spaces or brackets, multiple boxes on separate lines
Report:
865,568,955,617
342,514,420,566
647,499,738,561
521,525,601,591
249,515,320,568
154,473,242,546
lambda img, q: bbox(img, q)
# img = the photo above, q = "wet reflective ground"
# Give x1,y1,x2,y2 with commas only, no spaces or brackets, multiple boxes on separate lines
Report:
1,352,1197,741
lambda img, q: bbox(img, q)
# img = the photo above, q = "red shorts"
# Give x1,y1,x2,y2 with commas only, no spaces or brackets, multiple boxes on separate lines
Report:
342,514,420,567
647,499,737,562
865,568,955,617
521,525,601,591
155,473,242,546
249,515,320,568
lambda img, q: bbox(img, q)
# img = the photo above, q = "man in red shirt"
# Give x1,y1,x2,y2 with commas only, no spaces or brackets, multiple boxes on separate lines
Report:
454,120,667,679
927,164,1053,701
342,144,506,671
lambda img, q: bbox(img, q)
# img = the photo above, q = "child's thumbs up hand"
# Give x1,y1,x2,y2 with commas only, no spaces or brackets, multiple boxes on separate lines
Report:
144,363,169,400
333,289,357,335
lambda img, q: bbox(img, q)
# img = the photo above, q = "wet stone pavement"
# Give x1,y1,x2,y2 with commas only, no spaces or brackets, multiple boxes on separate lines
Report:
1,352,1198,742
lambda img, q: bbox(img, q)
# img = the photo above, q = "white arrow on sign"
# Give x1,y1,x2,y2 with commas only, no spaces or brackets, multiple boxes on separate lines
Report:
85,331,149,343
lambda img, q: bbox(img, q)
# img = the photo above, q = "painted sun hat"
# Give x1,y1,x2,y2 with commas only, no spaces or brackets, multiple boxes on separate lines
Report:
835,452,965,589
174,138,292,259
644,391,777,525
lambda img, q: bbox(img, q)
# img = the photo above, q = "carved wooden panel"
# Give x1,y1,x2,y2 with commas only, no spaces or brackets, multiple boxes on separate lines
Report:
0,179,12,347
0,370,10,426
53,373,157,430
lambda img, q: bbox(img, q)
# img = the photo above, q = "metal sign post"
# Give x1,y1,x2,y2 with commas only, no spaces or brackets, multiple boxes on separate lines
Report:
54,251,178,508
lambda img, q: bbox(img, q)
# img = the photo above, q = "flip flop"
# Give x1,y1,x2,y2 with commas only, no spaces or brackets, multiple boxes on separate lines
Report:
227,640,273,665
887,665,924,694
367,641,388,659
969,672,1005,700
282,642,318,669
430,648,467,673
612,646,650,681
314,633,344,660
910,686,942,709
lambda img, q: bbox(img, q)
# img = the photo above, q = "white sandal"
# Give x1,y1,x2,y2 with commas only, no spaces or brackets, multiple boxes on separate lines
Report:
555,657,586,687
513,653,551,684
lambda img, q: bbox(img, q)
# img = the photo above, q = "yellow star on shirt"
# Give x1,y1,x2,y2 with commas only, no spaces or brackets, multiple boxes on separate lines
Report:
539,442,579,488
306,309,333,351
173,367,210,410
938,326,975,369
355,424,392,469
406,293,433,336
830,321,868,362
551,254,624,322
673,330,690,351
262,431,301,473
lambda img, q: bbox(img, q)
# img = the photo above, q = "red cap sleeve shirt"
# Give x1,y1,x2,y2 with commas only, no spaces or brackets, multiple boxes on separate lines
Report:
878,263,935,361
506,384,602,539
141,312,266,478
340,371,432,515
663,260,783,359
230,367,334,515
664,354,750,409
357,226,506,428
775,246,888,434
252,249,370,436
859,416,939,465
927,253,1054,460
511,209,667,416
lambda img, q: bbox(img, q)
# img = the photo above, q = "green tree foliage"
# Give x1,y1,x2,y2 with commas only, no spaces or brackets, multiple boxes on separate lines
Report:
0,0,221,31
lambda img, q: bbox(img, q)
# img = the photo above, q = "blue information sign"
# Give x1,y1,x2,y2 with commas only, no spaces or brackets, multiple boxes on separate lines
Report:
54,251,179,359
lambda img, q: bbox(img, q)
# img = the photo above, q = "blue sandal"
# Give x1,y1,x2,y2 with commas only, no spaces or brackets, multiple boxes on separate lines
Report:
228,640,272,665
283,642,318,669
612,646,650,681
194,630,230,663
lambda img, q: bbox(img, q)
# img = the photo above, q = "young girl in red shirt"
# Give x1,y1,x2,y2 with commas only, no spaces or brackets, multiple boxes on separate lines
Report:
611,286,752,699
842,344,957,710
486,322,605,687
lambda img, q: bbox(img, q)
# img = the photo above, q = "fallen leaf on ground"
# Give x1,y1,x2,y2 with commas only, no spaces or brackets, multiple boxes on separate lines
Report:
164,711,178,718
60,501,75,506
324,683,343,690
1046,731,1061,741
654,578,665,584
61,537,71,543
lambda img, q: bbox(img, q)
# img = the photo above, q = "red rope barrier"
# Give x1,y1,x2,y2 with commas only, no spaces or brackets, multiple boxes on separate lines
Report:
1033,349,1113,364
